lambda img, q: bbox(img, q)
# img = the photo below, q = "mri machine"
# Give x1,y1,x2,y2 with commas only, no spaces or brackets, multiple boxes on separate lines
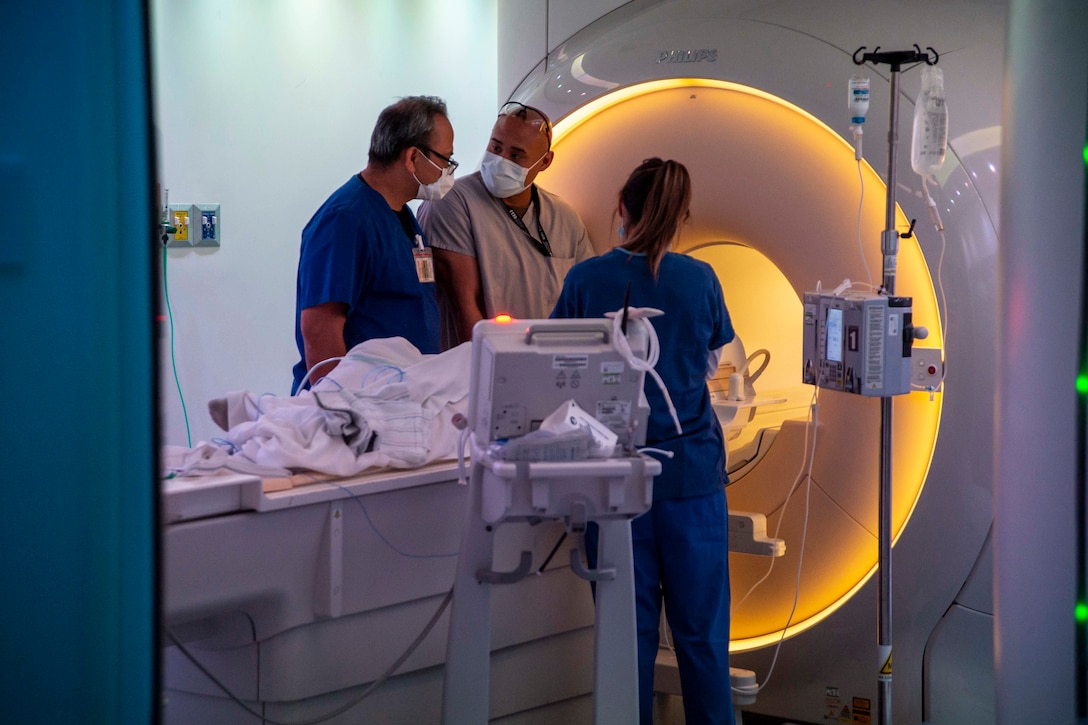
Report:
507,1,1003,722
163,1,1004,723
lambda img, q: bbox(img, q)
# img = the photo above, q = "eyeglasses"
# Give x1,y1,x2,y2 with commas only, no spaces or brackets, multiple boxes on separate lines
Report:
498,101,553,148
417,145,459,173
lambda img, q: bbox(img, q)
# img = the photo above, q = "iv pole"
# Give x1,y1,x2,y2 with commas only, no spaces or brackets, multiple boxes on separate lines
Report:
851,44,939,725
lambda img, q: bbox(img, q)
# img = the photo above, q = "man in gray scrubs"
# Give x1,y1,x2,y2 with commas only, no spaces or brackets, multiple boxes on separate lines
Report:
418,102,592,348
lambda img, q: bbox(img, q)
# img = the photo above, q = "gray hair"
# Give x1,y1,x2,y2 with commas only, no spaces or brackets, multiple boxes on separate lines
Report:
368,95,448,166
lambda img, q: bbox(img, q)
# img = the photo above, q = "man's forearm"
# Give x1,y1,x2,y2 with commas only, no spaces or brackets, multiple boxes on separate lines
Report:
300,302,348,387
433,247,485,345
456,303,485,344
304,339,347,385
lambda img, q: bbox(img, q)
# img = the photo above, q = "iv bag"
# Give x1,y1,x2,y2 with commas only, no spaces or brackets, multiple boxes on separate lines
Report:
910,66,948,177
848,73,870,125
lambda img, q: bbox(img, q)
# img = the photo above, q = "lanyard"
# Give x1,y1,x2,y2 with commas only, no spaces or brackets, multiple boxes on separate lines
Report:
395,205,418,245
502,186,553,257
363,173,418,248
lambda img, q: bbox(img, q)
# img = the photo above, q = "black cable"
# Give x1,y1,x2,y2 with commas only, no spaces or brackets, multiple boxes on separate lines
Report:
538,531,568,573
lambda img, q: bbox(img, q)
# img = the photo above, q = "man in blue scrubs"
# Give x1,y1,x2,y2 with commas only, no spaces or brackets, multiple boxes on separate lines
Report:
291,95,456,393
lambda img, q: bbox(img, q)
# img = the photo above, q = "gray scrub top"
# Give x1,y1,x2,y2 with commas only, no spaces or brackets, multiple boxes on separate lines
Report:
418,171,593,337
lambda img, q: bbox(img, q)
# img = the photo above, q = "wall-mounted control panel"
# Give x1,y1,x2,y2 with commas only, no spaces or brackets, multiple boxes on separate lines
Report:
194,204,221,247
166,204,192,248
165,203,221,248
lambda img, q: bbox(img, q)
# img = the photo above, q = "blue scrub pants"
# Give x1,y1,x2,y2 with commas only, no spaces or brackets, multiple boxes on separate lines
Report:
588,488,734,724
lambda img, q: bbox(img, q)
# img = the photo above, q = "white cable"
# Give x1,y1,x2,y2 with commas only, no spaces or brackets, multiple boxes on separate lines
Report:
731,388,820,696
730,387,817,615
915,174,950,398
296,355,346,395
936,226,949,353
921,175,945,233
609,310,682,435
856,158,873,288
921,175,951,352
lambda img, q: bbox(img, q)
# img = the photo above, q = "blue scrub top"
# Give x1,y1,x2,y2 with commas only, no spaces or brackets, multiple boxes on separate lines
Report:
292,175,440,393
552,248,734,500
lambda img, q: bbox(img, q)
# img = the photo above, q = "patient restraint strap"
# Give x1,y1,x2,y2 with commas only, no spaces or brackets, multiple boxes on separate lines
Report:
501,185,553,257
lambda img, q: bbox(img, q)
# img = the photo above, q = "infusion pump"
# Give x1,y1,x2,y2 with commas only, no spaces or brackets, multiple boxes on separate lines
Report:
802,291,914,396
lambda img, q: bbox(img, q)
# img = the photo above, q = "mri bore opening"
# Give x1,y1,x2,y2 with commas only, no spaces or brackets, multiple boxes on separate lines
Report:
539,79,943,650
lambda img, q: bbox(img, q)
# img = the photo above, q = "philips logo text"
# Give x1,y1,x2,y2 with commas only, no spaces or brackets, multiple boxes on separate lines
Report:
657,49,718,64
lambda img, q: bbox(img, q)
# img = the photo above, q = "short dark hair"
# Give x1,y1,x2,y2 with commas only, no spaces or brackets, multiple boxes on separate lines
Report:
368,95,448,167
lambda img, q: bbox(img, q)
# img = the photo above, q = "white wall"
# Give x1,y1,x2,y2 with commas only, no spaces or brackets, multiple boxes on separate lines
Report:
152,0,497,446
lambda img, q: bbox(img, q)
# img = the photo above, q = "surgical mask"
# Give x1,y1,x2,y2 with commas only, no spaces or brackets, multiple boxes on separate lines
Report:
480,151,545,199
414,152,456,201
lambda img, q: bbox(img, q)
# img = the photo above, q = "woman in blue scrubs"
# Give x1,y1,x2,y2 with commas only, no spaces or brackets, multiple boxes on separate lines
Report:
552,158,735,724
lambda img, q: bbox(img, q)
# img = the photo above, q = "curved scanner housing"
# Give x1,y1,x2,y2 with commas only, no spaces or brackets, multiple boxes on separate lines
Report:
524,76,960,650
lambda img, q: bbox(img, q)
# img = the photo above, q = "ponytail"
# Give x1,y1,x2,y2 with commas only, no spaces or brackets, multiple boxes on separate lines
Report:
619,158,692,277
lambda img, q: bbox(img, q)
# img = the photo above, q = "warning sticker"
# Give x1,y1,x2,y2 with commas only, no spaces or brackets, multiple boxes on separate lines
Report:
852,696,871,724
824,687,851,722
597,400,631,430
804,302,817,325
601,360,625,385
553,354,589,370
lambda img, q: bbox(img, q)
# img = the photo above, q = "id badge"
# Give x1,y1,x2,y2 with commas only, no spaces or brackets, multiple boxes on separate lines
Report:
414,247,435,283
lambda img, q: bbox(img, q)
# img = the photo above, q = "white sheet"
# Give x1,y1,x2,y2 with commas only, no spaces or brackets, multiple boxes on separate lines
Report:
163,337,471,479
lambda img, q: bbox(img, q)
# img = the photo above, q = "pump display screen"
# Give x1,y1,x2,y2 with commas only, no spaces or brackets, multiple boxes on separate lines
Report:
826,308,844,363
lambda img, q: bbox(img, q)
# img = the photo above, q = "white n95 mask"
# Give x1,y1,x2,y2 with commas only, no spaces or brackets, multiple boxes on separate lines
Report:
480,151,544,199
414,155,456,201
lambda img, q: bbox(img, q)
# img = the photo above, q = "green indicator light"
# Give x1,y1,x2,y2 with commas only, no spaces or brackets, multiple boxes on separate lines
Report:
1078,601,1088,623
1079,373,1088,395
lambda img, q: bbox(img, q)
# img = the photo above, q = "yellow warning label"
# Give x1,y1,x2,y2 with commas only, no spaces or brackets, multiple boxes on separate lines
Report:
880,652,892,675
853,696,872,724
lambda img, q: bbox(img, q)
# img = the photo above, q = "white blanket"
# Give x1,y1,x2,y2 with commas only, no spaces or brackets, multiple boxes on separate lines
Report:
163,337,471,479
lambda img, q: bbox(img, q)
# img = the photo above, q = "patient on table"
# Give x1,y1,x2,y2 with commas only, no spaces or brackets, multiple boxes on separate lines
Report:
163,337,471,479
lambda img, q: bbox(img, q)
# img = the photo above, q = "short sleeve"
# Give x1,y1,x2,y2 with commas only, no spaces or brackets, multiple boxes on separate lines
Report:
573,223,593,263
297,206,366,311
707,270,734,351
418,186,477,258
